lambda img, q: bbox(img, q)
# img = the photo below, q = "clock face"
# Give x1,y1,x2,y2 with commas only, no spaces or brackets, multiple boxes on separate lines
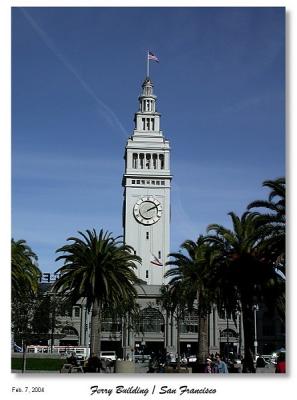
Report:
134,196,162,225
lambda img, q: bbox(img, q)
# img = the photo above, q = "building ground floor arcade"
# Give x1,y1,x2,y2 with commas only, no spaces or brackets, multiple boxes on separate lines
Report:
51,284,244,359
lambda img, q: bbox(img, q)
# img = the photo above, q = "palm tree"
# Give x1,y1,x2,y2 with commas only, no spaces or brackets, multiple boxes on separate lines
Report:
247,177,286,323
165,236,218,369
205,211,279,371
53,229,141,356
11,239,41,300
247,177,285,276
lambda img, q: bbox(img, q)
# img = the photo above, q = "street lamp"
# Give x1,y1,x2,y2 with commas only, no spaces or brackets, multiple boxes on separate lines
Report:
226,313,229,360
236,310,242,357
253,304,259,360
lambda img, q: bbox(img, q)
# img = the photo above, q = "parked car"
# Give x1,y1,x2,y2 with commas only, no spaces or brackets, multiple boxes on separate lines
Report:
99,351,117,361
188,355,197,363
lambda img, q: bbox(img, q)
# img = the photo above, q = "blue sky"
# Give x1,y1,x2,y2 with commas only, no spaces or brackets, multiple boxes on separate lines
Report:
12,7,285,274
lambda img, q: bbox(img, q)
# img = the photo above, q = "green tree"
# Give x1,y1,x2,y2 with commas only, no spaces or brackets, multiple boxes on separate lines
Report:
247,177,285,272
11,239,41,345
205,211,280,371
247,177,286,323
11,239,41,300
53,229,140,356
165,236,218,368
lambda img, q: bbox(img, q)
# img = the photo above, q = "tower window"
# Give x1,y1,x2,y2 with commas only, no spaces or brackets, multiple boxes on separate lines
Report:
146,118,150,130
152,180,155,185
153,154,157,169
158,251,161,259
132,153,138,168
139,154,144,169
161,181,165,185
146,153,151,169
142,118,145,130
146,270,149,279
141,180,145,185
132,180,135,184
136,180,140,184
146,232,149,239
159,154,165,169
151,118,155,130
156,181,160,185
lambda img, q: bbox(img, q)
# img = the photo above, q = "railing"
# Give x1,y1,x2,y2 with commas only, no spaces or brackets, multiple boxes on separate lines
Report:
26,345,90,358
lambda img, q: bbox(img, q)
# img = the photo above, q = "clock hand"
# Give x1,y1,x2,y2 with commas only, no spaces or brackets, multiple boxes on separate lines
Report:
147,205,157,212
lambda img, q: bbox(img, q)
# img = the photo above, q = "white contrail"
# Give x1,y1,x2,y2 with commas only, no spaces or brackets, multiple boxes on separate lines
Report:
20,8,128,138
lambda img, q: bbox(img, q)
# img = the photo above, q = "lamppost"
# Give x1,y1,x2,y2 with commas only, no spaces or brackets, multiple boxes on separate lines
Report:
236,310,242,357
226,314,229,361
219,329,222,355
49,294,56,353
253,304,259,360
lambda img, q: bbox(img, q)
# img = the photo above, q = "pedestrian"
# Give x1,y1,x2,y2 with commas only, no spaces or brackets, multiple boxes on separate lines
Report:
256,354,266,368
213,353,228,373
242,350,256,373
67,352,79,366
275,352,286,373
204,358,213,373
85,353,101,372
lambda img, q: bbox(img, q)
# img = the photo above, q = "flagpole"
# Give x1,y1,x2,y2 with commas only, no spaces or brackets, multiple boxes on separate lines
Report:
146,50,149,78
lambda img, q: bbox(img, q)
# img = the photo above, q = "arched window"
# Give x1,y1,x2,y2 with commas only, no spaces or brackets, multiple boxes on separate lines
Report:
145,154,151,169
152,154,157,169
139,154,144,169
61,326,79,337
137,307,165,333
151,118,155,130
132,153,138,169
180,310,198,333
159,154,164,169
220,329,238,341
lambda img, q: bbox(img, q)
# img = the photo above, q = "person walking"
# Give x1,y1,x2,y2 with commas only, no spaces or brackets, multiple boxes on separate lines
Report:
204,358,213,373
213,354,228,373
275,352,286,373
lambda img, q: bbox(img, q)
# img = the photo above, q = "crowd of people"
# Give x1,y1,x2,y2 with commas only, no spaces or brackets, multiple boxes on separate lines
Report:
64,350,286,374
204,354,229,373
64,352,114,373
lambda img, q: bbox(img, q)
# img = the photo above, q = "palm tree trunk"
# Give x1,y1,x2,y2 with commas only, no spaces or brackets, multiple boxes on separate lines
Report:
197,314,209,365
90,299,102,357
176,310,181,369
196,291,209,371
241,299,255,373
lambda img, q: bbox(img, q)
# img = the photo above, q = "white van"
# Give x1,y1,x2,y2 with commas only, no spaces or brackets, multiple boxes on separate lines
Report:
99,351,117,361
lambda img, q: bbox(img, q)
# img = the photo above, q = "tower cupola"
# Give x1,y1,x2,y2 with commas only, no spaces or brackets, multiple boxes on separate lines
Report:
138,78,157,114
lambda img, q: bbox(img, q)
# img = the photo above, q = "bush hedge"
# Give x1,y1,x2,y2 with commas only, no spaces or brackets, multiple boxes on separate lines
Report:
11,357,65,371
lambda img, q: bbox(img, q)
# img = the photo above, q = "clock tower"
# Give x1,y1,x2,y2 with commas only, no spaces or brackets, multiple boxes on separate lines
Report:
122,77,171,285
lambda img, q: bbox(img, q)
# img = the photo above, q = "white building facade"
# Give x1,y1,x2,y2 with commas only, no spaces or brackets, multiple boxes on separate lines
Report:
122,77,171,285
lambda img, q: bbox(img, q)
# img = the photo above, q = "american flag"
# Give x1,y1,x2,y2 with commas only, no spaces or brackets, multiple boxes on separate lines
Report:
151,253,163,266
148,51,159,62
